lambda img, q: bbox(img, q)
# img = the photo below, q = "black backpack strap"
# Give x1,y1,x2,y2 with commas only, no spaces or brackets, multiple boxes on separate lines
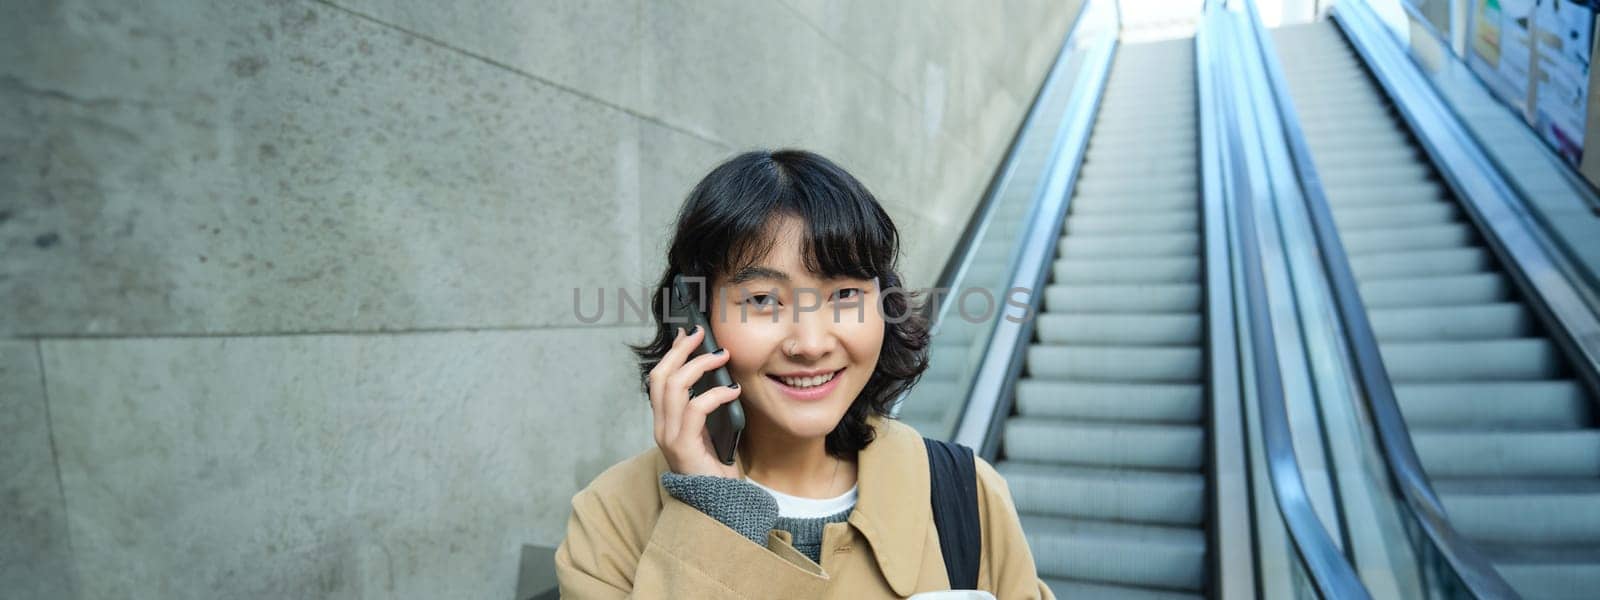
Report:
924,437,981,590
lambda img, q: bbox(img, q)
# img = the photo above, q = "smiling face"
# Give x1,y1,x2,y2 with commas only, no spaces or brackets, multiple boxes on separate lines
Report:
707,215,886,442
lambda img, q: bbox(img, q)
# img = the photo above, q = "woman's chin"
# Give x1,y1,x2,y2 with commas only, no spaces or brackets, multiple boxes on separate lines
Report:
763,402,853,439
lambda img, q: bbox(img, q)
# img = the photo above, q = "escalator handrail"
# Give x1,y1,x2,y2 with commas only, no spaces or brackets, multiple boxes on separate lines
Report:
1235,0,1523,596
891,0,1096,430
1205,4,1371,597
921,0,1093,326
1332,0,1600,425
1197,9,1259,597
950,0,1119,457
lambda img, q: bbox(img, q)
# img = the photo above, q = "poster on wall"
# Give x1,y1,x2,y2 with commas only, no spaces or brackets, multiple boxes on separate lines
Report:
1532,0,1595,164
1469,0,1597,165
1468,0,1535,112
1473,0,1504,65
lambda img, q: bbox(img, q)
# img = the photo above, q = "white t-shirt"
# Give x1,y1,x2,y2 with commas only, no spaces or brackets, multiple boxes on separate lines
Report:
745,476,858,519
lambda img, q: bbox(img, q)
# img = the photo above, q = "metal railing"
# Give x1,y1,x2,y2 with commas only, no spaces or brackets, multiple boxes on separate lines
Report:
890,0,1117,444
945,0,1119,456
1204,1,1371,596
1245,0,1525,596
1333,0,1600,424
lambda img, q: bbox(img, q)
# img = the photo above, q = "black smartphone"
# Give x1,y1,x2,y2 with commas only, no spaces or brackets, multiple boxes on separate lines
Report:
668,274,745,466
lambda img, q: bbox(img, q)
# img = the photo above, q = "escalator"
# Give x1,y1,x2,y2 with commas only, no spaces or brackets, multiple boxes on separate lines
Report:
994,37,1212,599
1272,20,1600,597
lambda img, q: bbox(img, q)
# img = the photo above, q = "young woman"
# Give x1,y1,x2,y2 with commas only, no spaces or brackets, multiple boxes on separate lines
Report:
555,149,1052,598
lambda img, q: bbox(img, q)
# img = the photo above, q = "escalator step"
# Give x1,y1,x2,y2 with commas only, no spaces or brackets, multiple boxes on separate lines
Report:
1035,313,1202,346
1339,223,1473,254
1027,344,1203,382
1043,283,1202,313
1053,256,1199,284
1021,515,1207,591
1476,542,1600,599
895,380,962,420
1075,160,1203,184
1071,191,1198,214
1314,161,1433,187
1058,232,1199,258
1088,142,1196,163
1093,113,1197,134
1310,144,1420,169
1378,338,1562,381
1076,171,1198,196
1297,111,1406,136
1089,131,1196,155
1368,302,1532,341
1065,212,1198,235
1320,181,1446,205
1015,380,1203,423
1005,418,1204,469
1358,273,1510,308
1000,462,1205,525
1396,381,1590,429
1333,202,1458,229
1042,579,1204,600
1435,478,1600,545
1349,247,1490,279
1306,124,1414,147
1413,430,1600,478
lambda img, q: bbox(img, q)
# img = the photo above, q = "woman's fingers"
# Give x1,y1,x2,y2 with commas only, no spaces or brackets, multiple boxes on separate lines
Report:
686,384,741,418
663,343,731,440
657,325,709,440
676,384,742,447
648,326,688,444
648,324,742,476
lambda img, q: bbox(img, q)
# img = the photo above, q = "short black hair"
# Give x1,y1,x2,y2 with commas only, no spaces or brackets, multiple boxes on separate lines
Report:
629,149,931,459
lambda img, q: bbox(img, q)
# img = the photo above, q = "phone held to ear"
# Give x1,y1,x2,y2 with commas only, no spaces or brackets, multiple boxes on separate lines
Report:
669,275,745,466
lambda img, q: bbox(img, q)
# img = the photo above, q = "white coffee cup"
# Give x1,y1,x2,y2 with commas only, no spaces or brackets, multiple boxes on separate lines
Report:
908,591,997,600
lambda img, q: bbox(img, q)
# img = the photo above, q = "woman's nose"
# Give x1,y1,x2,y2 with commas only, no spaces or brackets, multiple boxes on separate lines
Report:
783,308,839,359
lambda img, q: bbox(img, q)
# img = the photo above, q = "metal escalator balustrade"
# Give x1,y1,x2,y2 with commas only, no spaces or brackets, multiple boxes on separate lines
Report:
891,0,1110,441
1271,12,1600,598
994,37,1212,599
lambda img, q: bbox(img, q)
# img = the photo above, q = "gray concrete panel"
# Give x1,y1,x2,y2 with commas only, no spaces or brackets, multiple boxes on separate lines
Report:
635,122,734,289
1,0,643,336
326,0,645,114
41,327,652,599
0,340,78,599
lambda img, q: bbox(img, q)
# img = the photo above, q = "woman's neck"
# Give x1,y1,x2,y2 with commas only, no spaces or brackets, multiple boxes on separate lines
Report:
737,417,857,499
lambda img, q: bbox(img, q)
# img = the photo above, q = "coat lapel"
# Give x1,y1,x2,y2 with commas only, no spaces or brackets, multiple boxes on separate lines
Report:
848,414,931,596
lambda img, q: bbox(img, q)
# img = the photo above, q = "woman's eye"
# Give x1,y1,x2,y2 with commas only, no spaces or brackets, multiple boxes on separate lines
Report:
835,288,862,301
745,294,778,307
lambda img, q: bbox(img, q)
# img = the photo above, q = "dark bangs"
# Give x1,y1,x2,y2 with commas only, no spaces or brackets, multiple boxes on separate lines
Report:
630,149,932,459
669,149,895,286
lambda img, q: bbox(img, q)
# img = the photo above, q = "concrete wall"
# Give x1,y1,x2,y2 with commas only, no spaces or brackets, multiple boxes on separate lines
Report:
0,0,1078,597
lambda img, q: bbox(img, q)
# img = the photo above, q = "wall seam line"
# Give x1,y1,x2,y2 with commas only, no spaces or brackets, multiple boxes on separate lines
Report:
34,339,79,589
307,0,731,151
3,323,655,342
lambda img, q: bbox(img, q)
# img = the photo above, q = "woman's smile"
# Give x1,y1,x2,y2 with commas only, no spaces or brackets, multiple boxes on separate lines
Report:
766,367,847,401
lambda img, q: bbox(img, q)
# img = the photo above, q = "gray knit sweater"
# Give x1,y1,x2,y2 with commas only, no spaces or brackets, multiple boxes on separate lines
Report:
661,472,853,564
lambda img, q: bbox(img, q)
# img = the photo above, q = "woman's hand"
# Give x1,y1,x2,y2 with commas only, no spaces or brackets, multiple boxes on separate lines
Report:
649,325,743,479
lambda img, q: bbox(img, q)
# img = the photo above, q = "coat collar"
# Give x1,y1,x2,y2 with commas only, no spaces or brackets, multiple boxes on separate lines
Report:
650,414,931,596
847,414,931,596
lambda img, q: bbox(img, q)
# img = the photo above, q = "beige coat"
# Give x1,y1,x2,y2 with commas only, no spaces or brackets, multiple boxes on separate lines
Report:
555,414,1055,598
